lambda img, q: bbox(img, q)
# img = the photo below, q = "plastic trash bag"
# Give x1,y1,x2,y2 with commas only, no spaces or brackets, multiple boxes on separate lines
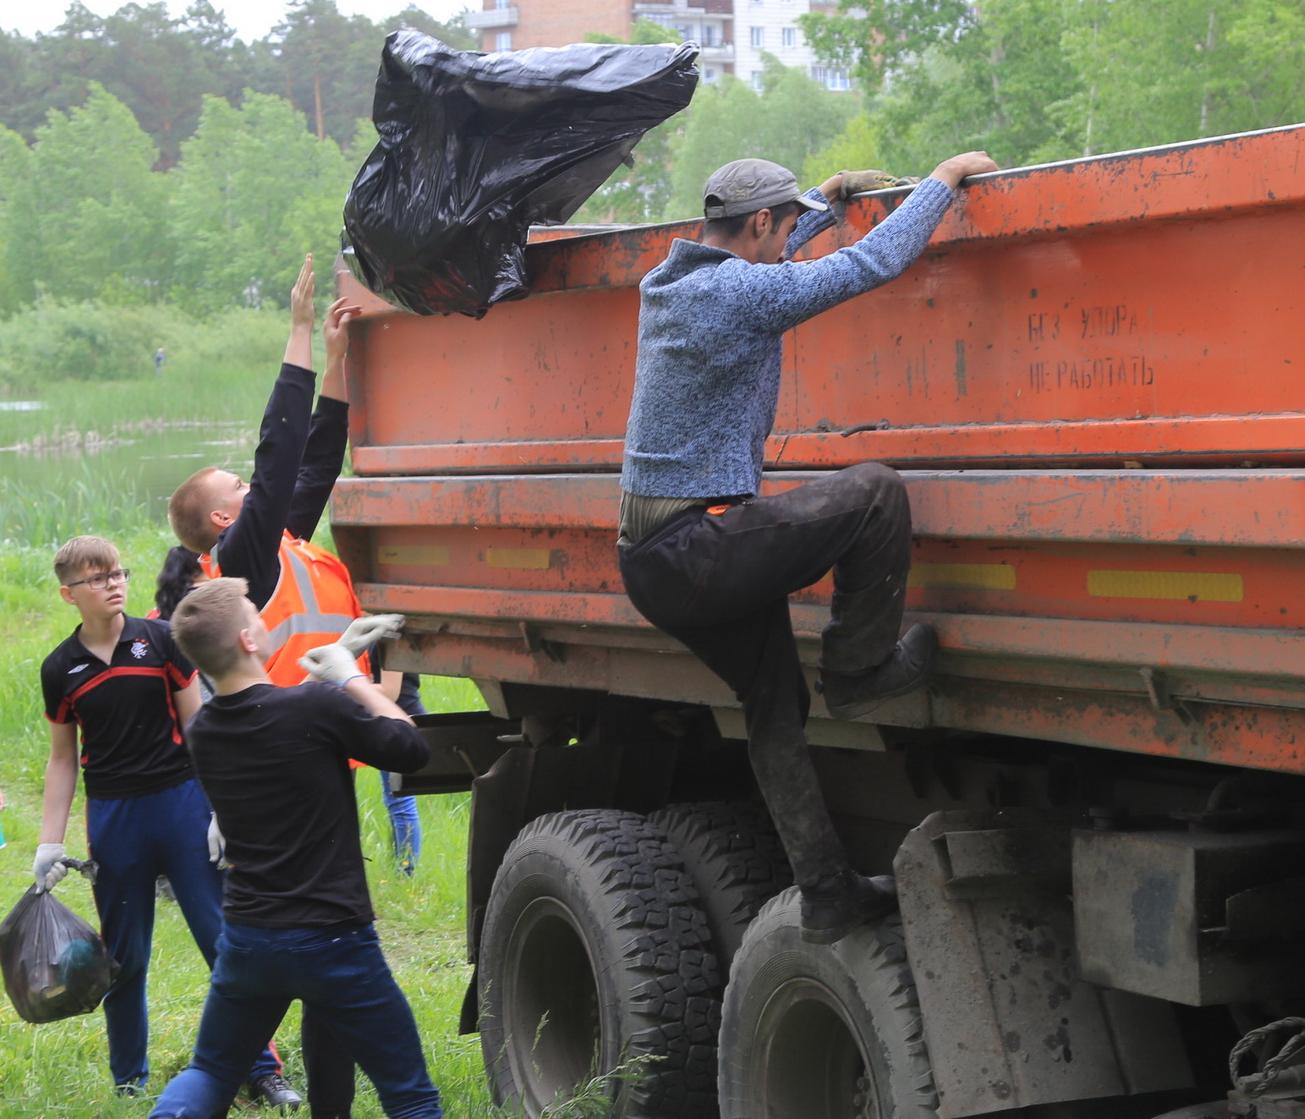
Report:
0,885,119,1023
342,32,699,317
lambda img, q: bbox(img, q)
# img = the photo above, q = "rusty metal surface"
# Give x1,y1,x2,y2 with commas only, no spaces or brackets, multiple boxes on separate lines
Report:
330,461,1305,773
333,127,1305,776
896,810,1194,1117
392,711,519,795
1073,829,1305,1007
341,126,1305,474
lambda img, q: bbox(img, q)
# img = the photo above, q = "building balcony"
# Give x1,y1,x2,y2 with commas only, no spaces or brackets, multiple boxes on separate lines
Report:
699,42,734,61
633,0,732,16
465,7,519,30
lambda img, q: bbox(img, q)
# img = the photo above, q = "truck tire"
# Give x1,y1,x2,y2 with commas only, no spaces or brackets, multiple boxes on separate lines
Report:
478,809,722,1118
717,888,937,1119
649,801,793,973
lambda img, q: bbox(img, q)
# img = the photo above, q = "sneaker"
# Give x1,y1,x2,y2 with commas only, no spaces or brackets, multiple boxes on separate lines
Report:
250,1072,303,1111
800,871,899,945
819,623,939,720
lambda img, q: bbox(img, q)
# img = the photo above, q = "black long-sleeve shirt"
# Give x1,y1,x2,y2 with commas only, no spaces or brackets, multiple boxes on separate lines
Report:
188,682,429,927
212,363,349,609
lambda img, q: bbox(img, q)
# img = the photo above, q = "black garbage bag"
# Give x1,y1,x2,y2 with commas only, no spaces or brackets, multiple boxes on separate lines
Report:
342,32,699,317
0,886,119,1023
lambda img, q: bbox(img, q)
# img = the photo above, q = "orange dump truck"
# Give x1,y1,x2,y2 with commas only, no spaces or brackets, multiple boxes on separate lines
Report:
332,125,1305,1119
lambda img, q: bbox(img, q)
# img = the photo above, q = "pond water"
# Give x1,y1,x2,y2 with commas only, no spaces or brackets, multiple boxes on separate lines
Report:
0,421,257,518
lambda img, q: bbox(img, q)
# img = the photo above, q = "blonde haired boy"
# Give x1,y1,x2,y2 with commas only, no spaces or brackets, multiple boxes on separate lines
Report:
36,536,285,1098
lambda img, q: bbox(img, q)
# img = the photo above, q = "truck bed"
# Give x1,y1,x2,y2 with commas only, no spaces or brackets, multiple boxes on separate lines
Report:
331,124,1305,776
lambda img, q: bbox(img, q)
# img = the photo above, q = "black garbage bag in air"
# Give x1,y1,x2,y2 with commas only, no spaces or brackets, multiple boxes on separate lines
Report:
342,32,699,317
0,886,119,1023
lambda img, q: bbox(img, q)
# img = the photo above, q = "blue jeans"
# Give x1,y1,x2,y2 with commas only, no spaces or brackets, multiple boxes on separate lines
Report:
87,779,280,1088
149,922,441,1119
380,771,422,875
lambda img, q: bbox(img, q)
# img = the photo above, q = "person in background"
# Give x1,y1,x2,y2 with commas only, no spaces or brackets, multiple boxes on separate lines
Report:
150,544,214,902
149,578,442,1119
33,535,288,1103
154,347,166,376
153,545,206,624
372,651,425,876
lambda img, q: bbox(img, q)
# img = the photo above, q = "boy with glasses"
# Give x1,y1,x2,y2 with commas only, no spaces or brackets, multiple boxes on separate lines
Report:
34,535,288,1103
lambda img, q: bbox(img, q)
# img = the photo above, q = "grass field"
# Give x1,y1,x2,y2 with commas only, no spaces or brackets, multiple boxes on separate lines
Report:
0,526,505,1116
0,339,510,1115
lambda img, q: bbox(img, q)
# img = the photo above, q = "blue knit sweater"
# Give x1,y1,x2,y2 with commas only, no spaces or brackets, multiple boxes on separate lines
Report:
620,176,954,498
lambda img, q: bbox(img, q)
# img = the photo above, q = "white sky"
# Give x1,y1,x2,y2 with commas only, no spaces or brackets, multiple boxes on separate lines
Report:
5,0,471,42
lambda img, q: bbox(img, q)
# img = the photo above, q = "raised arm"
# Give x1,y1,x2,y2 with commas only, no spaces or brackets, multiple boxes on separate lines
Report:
286,296,360,541
752,151,998,334
214,256,318,605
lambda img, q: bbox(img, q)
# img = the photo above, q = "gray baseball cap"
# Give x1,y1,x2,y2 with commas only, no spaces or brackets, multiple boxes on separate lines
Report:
703,158,829,219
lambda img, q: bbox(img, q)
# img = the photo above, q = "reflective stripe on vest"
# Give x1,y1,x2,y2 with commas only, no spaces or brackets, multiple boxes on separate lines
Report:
202,532,365,687
264,543,358,655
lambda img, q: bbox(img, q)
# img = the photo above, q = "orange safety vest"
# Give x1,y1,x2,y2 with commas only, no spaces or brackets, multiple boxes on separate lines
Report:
202,531,369,686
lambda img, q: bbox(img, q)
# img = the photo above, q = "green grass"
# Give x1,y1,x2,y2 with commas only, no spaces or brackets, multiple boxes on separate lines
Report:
0,528,504,1116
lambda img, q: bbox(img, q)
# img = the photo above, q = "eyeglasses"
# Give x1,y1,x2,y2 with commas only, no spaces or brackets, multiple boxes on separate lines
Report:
66,568,132,590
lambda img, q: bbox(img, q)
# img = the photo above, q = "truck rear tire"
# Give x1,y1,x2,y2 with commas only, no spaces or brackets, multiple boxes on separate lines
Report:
478,808,723,1118
649,801,793,974
717,888,937,1119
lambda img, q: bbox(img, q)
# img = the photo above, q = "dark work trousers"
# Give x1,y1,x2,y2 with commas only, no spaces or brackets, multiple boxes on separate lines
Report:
618,463,912,891
147,922,442,1119
306,674,428,1117
87,778,281,1089
303,1003,354,1117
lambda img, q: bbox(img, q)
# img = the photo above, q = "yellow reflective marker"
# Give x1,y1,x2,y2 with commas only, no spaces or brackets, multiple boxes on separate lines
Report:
378,545,451,567
1086,570,1243,602
908,563,1017,591
487,547,553,570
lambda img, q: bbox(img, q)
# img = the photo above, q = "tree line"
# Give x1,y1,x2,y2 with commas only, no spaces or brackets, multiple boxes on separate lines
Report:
588,0,1302,223
0,0,1299,324
0,0,473,163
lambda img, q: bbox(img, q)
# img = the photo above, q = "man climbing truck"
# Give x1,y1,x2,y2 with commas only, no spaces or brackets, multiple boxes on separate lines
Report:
329,124,1305,1119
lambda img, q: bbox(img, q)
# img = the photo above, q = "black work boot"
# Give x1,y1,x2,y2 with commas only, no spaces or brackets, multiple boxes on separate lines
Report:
800,870,899,945
819,623,939,720
250,1072,303,1112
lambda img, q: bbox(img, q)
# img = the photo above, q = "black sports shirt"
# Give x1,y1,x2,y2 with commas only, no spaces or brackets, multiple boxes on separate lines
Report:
187,682,429,927
41,615,197,799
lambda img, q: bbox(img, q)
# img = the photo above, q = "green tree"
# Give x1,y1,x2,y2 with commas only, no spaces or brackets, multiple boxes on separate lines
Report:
1225,0,1305,126
573,20,687,223
664,57,856,220
798,0,974,94
28,85,172,304
802,0,1305,174
801,114,885,186
863,0,1081,171
169,92,351,314
0,31,47,141
0,127,39,312
1057,0,1302,157
383,5,476,51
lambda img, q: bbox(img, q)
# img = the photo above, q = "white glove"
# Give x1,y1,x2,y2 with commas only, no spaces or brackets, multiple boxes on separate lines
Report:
207,813,227,868
33,843,68,893
298,643,366,687
338,614,405,657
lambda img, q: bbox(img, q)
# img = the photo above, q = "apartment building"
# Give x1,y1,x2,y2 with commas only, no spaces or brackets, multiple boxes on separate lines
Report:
464,0,853,91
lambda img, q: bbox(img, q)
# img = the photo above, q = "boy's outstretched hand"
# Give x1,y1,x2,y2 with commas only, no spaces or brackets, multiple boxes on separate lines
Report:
290,253,315,330
284,253,316,369
324,296,363,368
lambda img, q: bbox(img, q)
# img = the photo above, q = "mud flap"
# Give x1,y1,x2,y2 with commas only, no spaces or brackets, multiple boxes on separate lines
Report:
894,809,1195,1118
